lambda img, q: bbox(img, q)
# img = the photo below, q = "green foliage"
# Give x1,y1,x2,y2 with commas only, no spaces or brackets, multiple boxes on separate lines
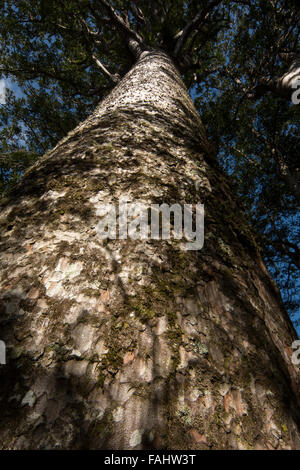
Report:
196,1,299,315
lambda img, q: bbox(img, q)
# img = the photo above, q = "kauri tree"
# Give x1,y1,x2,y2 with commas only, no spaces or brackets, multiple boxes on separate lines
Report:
0,0,299,450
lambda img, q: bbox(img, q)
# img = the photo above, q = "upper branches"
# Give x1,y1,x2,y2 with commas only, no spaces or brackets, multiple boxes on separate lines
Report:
173,0,223,57
97,0,146,58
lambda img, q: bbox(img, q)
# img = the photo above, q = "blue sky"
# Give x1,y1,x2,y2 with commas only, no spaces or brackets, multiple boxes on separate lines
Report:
0,76,25,102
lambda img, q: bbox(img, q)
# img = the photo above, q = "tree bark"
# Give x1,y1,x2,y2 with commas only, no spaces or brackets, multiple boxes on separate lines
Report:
0,49,299,450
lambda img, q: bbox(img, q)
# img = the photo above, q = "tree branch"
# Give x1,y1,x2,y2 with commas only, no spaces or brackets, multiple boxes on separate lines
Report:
97,0,145,58
173,0,223,57
271,239,300,270
0,64,108,98
250,125,300,202
74,14,121,83
256,55,300,100
91,54,120,83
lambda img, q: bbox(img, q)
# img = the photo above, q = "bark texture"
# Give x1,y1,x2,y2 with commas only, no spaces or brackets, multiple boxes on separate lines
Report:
0,50,299,450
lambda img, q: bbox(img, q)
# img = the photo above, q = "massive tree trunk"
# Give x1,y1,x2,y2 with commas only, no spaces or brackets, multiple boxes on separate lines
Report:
0,49,299,450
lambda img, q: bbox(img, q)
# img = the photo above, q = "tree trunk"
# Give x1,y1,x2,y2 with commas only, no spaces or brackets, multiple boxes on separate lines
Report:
0,49,299,450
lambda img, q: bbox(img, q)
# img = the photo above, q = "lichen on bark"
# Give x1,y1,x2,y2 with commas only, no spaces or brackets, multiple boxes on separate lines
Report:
0,50,299,450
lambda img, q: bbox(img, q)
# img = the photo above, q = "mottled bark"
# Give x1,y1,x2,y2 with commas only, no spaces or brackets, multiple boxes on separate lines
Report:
0,50,299,450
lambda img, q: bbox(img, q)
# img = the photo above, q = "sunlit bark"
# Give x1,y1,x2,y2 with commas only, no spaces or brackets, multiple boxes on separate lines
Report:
0,50,299,450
